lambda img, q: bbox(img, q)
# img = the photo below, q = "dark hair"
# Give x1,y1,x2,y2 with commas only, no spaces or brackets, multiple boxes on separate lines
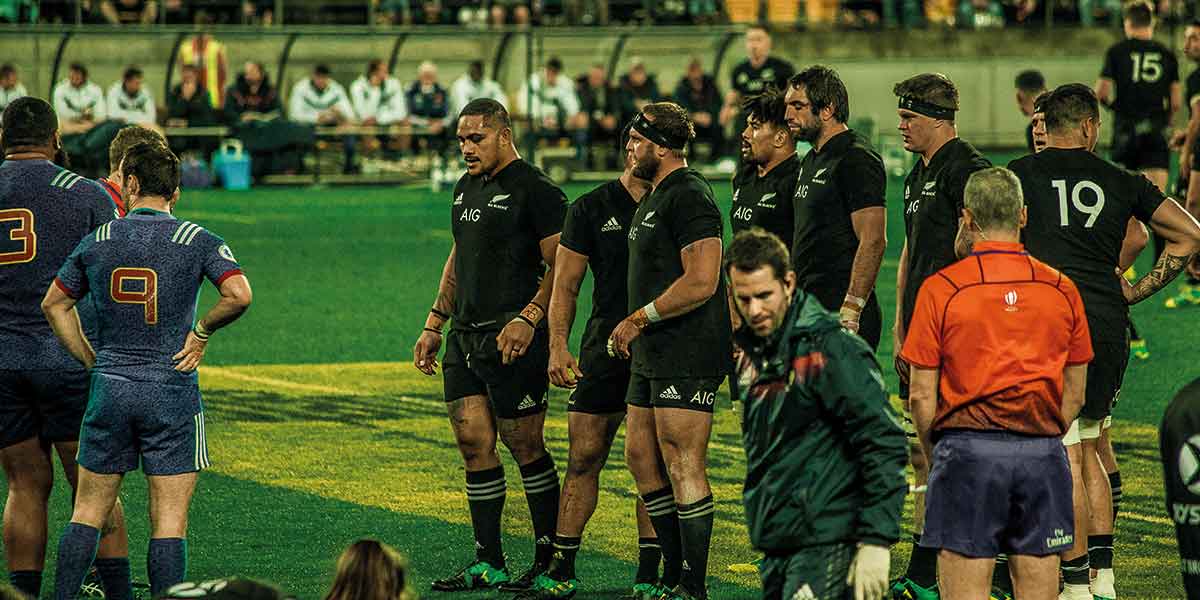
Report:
1014,70,1045,94
893,73,960,114
1,96,57,150
1032,90,1050,113
123,66,143,81
109,125,165,173
725,228,791,281
1125,0,1154,27
788,65,850,123
469,60,484,78
0,64,14,79
741,86,788,131
546,57,563,72
459,98,511,130
122,142,180,199
643,101,696,156
1042,83,1099,134
366,59,384,77
68,62,87,78
314,64,332,77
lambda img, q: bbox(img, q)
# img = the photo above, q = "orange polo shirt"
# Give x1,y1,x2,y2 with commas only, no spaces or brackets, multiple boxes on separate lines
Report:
900,241,1093,436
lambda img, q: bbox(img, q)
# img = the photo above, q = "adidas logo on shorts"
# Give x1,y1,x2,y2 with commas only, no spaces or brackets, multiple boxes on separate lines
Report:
517,396,537,410
659,386,682,400
791,585,816,600
601,217,622,232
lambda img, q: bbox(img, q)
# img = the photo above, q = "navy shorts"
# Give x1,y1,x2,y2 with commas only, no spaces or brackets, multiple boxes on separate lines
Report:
922,430,1074,558
569,344,629,415
442,328,549,419
78,373,209,476
0,369,90,448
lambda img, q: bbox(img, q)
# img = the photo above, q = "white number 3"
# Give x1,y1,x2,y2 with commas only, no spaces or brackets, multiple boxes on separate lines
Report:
1052,179,1106,228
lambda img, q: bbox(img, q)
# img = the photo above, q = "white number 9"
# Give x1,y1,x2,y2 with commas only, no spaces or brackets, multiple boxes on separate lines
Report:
1052,179,1106,229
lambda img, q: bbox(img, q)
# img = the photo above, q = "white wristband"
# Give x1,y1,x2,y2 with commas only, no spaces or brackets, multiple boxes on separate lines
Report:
843,294,867,309
643,301,662,323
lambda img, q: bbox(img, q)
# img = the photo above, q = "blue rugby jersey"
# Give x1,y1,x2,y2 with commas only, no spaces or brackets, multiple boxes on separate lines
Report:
0,159,116,370
55,208,243,384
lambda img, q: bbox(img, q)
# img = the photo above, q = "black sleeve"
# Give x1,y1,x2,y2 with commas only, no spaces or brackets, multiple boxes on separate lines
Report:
836,148,887,212
1133,172,1169,223
1101,45,1117,79
945,158,992,213
527,177,569,241
559,198,594,257
668,186,723,249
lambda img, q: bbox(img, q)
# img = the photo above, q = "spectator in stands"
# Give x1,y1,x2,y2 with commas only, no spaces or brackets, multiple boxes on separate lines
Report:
673,57,723,161
405,61,451,154
290,64,358,174
959,0,1005,26
516,56,586,146
166,64,218,157
99,0,157,23
178,25,228,109
618,57,661,121
224,62,308,178
324,539,414,600
54,62,106,135
53,62,125,175
0,64,28,112
352,59,408,161
1014,69,1046,151
106,66,157,126
352,60,408,126
242,0,273,25
450,60,507,117
490,0,531,26
720,26,794,147
576,63,621,167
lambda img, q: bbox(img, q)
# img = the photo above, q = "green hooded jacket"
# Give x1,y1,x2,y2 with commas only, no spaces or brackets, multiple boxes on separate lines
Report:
735,290,908,551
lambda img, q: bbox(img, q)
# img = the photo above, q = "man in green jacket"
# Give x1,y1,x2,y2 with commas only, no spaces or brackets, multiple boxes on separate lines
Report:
725,228,908,600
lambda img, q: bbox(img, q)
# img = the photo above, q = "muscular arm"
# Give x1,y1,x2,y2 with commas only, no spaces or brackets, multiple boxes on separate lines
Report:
894,240,909,342
648,237,723,319
1127,199,1200,304
196,274,253,334
548,244,587,350
909,366,939,464
1118,218,1149,272
425,244,457,329
1061,363,1088,424
1096,78,1114,108
847,206,887,302
41,285,94,369
531,234,561,314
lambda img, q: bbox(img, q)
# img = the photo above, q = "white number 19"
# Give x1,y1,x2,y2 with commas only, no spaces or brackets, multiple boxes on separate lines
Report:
1052,179,1106,228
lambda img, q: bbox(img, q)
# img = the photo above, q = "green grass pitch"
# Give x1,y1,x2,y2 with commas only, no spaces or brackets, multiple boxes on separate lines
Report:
2,155,1197,598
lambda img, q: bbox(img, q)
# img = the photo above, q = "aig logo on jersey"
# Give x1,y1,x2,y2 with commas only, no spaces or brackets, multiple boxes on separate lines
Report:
459,208,481,222
732,206,754,222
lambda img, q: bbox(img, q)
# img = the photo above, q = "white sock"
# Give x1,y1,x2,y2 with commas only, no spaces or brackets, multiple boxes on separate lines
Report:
1092,568,1116,597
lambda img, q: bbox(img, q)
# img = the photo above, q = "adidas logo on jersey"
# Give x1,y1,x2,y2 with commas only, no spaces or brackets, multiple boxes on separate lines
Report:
454,193,464,205
659,386,682,400
172,222,204,246
791,585,817,600
50,170,85,190
601,217,622,232
516,396,537,410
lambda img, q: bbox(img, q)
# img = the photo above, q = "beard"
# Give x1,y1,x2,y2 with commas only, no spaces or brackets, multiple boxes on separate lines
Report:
791,121,821,144
631,152,658,180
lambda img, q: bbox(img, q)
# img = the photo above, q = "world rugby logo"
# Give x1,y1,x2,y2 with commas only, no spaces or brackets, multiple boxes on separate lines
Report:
1004,290,1018,312
1180,435,1200,495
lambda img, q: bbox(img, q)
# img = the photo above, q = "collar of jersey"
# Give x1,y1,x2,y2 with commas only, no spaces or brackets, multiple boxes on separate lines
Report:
970,240,1026,255
813,128,853,155
128,207,175,220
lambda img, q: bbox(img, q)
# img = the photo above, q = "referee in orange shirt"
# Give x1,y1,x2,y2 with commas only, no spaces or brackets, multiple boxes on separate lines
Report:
901,167,1093,600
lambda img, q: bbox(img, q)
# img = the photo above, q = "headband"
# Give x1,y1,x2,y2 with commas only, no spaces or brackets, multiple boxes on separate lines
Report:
631,113,687,150
898,95,956,121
